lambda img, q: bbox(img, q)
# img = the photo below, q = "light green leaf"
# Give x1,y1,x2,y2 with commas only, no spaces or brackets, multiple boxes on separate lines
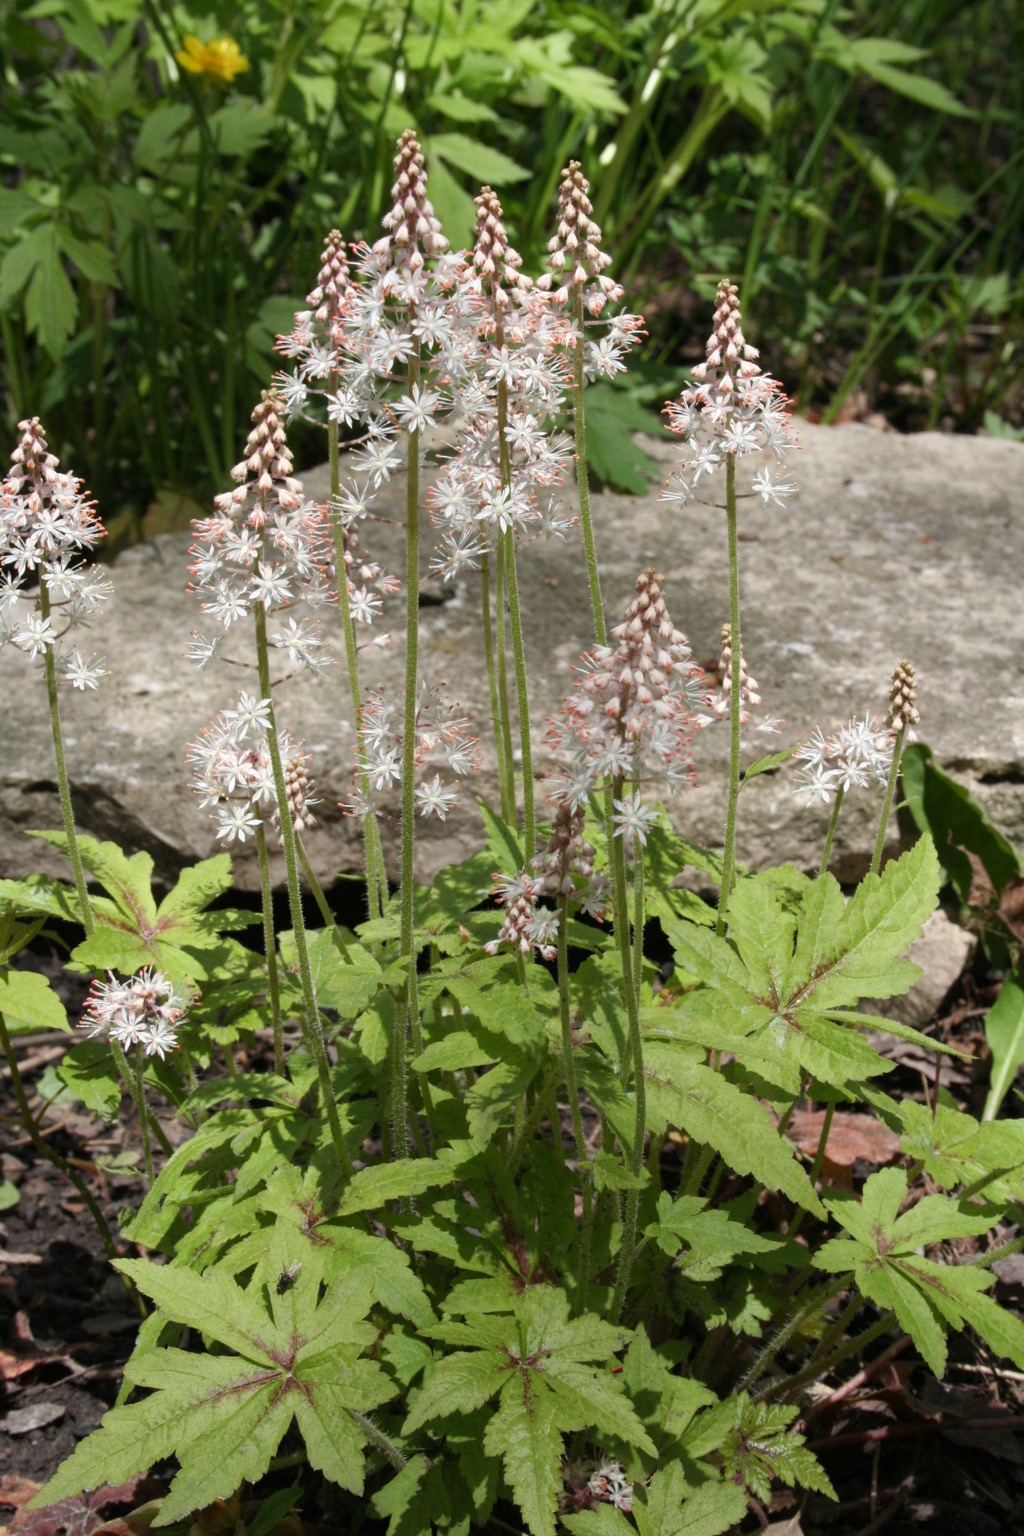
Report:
432,133,530,186
644,1042,824,1215
484,1382,563,1536
0,969,69,1033
403,1351,510,1433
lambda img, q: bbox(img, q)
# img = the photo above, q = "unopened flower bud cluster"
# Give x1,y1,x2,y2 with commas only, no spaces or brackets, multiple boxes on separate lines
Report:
545,569,707,810
662,279,798,512
0,419,111,688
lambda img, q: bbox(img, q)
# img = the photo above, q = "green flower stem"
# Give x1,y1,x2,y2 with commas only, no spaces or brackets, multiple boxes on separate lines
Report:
255,825,284,1075
110,1040,172,1160
328,384,386,922
480,553,513,825
495,364,535,855
571,285,606,647
557,897,594,1313
870,724,907,876
736,1275,847,1394
396,340,423,1162
253,603,353,1181
296,835,352,963
631,831,645,1006
0,1011,144,1316
609,796,647,1321
492,535,517,827
717,453,742,936
133,1052,155,1186
818,784,846,877
38,583,93,934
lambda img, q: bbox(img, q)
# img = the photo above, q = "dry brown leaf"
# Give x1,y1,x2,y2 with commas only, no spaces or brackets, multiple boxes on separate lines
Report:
786,1110,901,1184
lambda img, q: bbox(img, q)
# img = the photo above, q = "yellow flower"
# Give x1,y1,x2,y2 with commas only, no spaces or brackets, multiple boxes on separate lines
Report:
175,34,249,84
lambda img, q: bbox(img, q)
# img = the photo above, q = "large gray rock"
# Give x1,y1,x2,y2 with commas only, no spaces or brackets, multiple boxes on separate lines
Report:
2,423,1022,894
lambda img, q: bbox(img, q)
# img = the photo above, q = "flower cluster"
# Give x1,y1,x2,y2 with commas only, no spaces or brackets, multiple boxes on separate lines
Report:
428,187,577,581
545,569,707,808
187,694,319,845
487,799,611,959
80,968,191,1059
661,279,798,510
793,717,895,806
558,1461,634,1517
887,658,919,734
0,419,111,688
187,394,334,673
340,683,482,821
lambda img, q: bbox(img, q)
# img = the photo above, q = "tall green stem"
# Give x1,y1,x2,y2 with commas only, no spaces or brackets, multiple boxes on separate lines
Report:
480,552,514,825
609,794,647,1322
396,341,423,1161
818,784,846,878
870,725,906,877
571,286,606,646
496,370,534,855
133,1053,155,1186
717,454,742,935
254,603,353,1180
255,825,284,1075
38,583,94,934
493,534,517,827
328,387,386,921
557,898,593,1313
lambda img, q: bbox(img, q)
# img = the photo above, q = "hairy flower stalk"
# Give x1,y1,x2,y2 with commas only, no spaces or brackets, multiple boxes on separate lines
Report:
0,420,113,931
381,130,449,1158
534,803,598,1308
471,188,537,851
792,714,899,874
277,230,390,921
871,659,919,876
540,163,643,648
662,281,797,930
189,392,352,1177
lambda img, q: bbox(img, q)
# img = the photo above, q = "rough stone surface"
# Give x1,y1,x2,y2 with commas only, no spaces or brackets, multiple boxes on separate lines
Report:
863,909,977,1028
2,423,1022,895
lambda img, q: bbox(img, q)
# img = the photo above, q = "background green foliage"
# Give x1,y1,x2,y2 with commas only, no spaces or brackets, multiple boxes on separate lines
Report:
1,0,1021,522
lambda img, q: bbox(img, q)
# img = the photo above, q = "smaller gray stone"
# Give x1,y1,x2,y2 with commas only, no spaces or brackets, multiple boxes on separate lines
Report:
863,908,975,1028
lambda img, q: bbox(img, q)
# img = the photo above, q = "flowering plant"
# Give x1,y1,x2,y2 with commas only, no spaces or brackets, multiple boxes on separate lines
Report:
2,133,1023,1536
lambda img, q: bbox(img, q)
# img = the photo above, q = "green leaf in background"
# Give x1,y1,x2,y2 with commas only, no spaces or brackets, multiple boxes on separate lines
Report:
431,133,530,186
0,1180,19,1211
982,966,1024,1121
900,744,1021,906
0,969,69,1034
578,384,662,494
